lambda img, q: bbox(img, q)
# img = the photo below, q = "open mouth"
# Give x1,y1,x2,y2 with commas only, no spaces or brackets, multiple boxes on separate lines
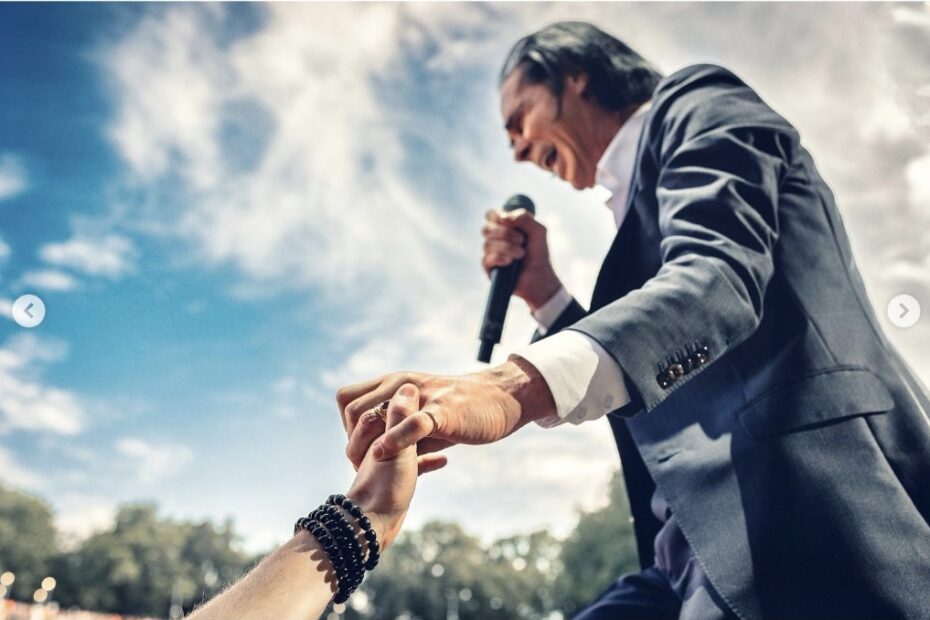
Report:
544,146,558,172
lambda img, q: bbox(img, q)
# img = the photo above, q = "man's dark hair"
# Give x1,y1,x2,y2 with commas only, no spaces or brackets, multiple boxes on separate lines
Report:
500,22,663,113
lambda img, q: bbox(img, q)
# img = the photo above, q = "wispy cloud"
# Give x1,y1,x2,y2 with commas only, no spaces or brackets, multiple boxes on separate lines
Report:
0,333,84,435
0,235,10,263
907,154,930,211
0,297,12,322
115,437,193,484
20,268,81,292
39,234,137,280
54,492,117,543
410,420,620,541
0,153,27,202
0,445,44,489
105,5,469,301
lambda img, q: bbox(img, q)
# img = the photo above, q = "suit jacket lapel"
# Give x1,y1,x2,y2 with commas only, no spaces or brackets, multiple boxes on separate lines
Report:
590,102,662,311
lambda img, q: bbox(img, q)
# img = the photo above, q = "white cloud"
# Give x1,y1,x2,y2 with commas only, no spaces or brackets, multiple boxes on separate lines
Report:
54,492,117,544
105,6,471,298
861,97,915,143
0,334,84,435
0,445,44,489
0,235,10,262
105,9,225,190
265,375,312,420
0,154,27,202
0,297,12,322
115,437,193,484
409,420,620,542
39,234,137,280
906,154,930,210
20,268,81,292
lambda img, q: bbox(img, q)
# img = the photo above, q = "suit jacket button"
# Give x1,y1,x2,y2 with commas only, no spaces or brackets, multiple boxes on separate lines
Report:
656,371,675,389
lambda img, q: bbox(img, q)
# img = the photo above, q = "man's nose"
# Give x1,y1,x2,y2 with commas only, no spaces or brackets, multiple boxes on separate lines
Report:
512,137,532,163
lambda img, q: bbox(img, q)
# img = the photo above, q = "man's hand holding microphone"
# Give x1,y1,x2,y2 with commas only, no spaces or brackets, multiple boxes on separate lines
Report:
481,206,563,313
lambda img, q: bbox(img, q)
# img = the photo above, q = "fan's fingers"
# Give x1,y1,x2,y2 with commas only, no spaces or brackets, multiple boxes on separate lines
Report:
346,410,386,469
344,375,410,435
417,453,449,476
374,408,442,461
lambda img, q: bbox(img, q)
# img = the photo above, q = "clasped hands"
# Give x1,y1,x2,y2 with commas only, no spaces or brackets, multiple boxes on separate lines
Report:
337,358,556,545
339,358,554,467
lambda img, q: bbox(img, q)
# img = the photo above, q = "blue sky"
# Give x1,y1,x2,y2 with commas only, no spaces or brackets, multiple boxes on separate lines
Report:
2,3,929,552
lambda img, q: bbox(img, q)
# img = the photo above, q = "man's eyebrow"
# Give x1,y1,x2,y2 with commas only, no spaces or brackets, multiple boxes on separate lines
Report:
504,102,524,132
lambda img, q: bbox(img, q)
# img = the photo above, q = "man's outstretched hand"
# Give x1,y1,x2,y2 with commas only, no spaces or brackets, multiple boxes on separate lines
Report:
338,357,556,468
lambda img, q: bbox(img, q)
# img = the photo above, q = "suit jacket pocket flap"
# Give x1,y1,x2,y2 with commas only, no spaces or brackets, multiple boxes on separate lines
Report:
737,367,894,439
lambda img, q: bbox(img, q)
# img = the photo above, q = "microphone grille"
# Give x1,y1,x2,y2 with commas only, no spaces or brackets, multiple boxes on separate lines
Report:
503,194,535,215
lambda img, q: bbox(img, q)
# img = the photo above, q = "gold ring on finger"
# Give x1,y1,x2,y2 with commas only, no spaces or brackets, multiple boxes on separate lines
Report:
374,400,390,423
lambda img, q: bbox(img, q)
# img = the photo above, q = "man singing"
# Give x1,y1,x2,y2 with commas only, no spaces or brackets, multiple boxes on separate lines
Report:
339,22,930,618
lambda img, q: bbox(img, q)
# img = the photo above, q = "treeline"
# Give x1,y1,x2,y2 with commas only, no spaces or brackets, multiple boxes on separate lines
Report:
0,474,638,619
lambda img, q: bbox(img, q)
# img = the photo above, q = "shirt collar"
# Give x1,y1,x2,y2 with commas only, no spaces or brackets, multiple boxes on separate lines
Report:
594,101,652,204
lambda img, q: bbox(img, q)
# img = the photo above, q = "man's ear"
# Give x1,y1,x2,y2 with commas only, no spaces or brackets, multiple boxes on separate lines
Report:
566,72,590,98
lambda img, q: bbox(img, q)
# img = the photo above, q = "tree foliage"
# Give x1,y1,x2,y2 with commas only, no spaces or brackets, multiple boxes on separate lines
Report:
0,485,58,600
343,472,639,619
0,474,641,618
50,504,255,617
354,521,562,619
554,471,640,616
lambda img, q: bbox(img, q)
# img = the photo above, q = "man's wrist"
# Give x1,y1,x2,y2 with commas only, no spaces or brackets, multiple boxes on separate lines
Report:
530,286,573,334
525,276,564,313
487,357,557,427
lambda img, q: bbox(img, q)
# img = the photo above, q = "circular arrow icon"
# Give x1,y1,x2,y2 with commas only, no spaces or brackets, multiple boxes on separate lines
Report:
12,294,46,328
887,294,920,329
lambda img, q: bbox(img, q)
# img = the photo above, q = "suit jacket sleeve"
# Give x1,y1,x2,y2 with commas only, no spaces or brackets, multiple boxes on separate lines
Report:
566,71,799,413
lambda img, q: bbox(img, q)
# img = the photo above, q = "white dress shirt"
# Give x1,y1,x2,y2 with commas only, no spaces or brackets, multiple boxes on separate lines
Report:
514,102,651,428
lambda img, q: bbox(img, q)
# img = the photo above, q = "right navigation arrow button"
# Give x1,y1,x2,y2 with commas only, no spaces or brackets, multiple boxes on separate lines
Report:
888,294,920,329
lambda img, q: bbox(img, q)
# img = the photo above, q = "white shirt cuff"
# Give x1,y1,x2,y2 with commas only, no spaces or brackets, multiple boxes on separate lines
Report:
511,330,631,428
531,286,574,336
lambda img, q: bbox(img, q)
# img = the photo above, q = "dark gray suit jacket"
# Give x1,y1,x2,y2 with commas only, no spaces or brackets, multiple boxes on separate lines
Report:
536,64,930,618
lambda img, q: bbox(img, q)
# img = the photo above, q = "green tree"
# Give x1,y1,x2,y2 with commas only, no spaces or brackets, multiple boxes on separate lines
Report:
0,473,641,618
52,504,254,617
485,529,562,616
0,484,58,600
554,471,639,617
339,473,639,619
356,521,561,620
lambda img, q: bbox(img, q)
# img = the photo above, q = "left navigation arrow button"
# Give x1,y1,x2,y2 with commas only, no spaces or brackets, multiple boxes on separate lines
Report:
12,294,46,328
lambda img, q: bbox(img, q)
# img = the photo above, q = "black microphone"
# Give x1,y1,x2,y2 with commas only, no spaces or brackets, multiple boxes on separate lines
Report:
477,194,536,363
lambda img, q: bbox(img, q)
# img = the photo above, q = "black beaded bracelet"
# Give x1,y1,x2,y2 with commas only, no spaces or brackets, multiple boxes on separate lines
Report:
296,517,353,600
316,509,362,602
294,495,383,604
296,512,355,603
327,495,381,570
320,505,365,595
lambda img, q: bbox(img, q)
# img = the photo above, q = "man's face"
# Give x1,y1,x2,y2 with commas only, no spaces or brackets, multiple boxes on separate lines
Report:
499,67,604,190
